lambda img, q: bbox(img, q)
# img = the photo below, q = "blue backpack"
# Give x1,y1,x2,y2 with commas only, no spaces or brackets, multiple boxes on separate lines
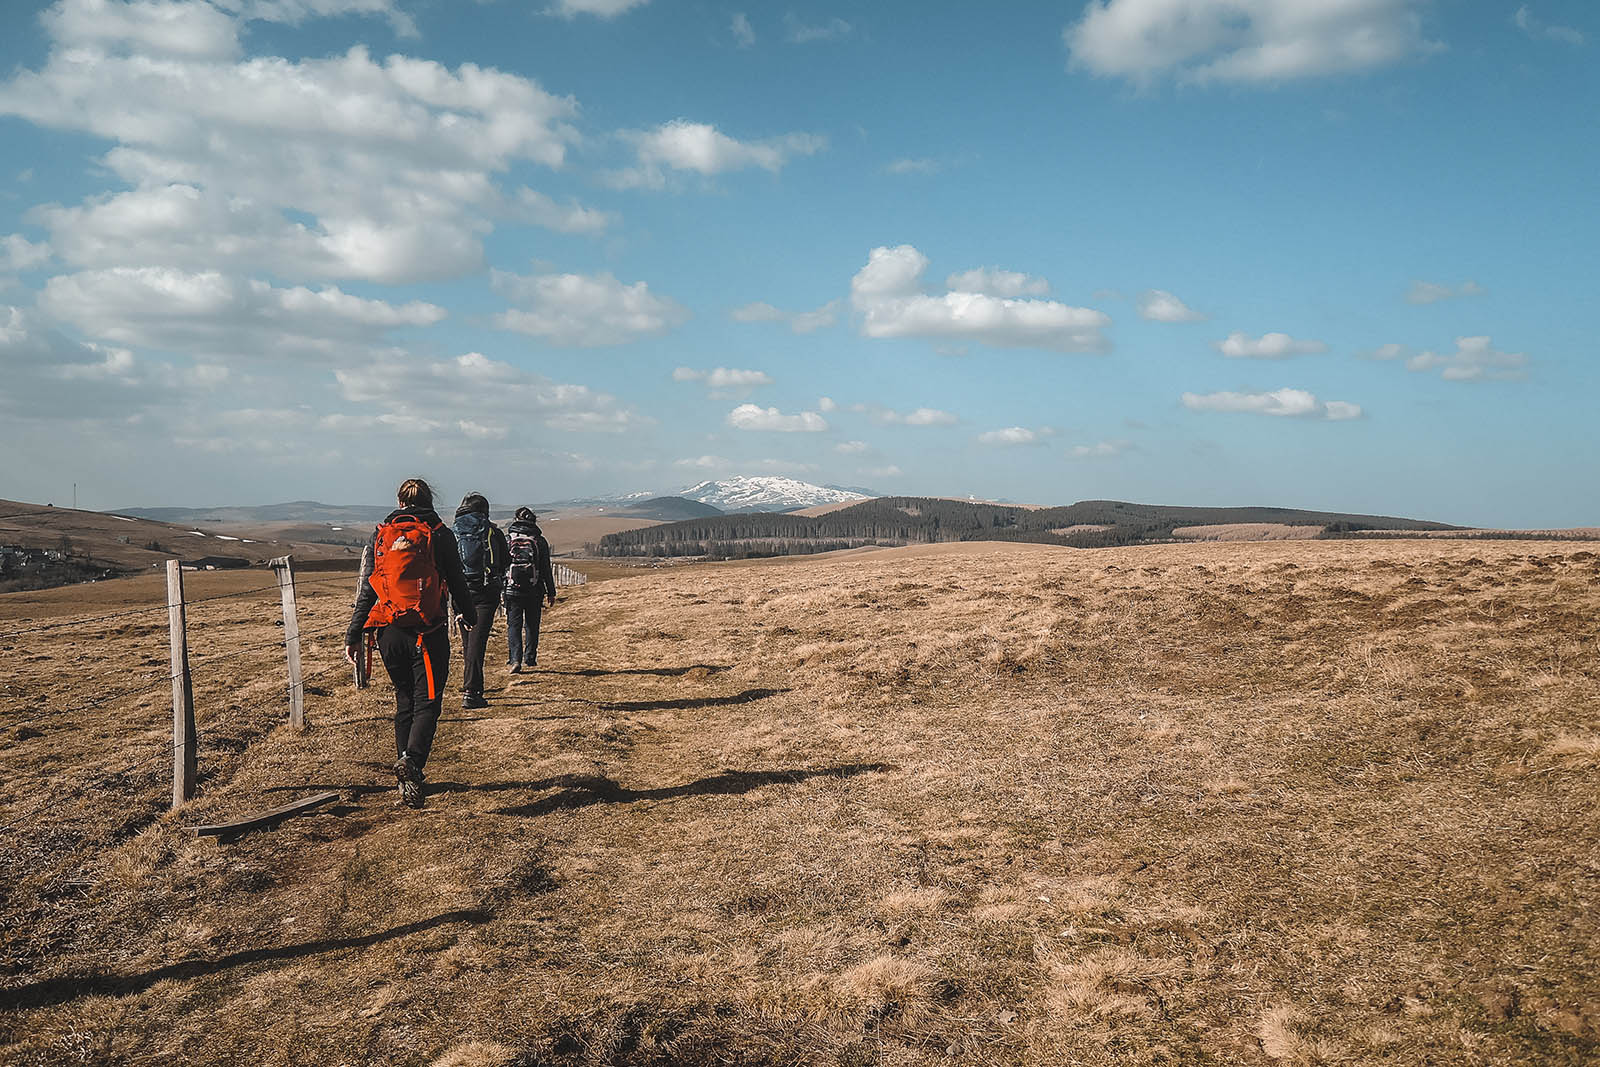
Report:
453,512,494,582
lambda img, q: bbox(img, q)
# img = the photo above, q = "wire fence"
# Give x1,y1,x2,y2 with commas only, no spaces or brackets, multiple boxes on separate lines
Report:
1,556,590,837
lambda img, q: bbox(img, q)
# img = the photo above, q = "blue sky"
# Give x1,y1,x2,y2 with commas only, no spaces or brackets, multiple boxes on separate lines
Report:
0,0,1594,525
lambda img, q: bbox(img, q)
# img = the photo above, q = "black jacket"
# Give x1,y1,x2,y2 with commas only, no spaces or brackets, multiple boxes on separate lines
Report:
503,518,556,602
346,507,475,645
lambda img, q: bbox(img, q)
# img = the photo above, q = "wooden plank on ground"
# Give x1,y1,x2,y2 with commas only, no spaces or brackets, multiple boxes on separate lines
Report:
189,791,340,839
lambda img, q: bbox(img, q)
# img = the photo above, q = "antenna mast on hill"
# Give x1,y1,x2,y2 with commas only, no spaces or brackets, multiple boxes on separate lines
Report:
73,483,77,510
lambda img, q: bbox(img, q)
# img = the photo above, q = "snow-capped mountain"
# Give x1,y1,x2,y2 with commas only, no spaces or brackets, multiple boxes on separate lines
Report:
680,477,871,513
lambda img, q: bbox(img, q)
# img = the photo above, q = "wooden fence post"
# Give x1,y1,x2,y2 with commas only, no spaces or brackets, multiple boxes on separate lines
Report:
166,560,197,808
271,556,305,729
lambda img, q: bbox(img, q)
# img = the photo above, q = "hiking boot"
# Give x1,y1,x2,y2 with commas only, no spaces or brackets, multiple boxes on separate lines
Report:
463,694,490,710
510,663,522,675
394,755,425,809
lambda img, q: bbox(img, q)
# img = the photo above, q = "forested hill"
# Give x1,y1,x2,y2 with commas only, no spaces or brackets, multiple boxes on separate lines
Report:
591,497,1458,558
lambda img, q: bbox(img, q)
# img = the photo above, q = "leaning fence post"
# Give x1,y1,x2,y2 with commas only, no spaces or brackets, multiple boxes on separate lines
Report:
166,560,197,808
271,556,305,729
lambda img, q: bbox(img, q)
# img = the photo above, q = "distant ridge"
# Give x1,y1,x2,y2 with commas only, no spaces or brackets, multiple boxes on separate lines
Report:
117,501,393,524
593,496,1462,559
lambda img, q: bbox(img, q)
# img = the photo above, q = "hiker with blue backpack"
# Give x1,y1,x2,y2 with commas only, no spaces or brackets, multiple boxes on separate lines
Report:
345,478,475,808
503,507,557,673
452,493,509,710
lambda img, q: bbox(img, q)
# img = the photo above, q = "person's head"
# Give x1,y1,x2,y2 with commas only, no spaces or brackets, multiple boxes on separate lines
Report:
458,492,489,516
396,478,433,511
514,506,536,523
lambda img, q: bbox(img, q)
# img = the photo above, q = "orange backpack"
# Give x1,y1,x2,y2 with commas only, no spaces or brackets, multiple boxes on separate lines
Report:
365,514,446,630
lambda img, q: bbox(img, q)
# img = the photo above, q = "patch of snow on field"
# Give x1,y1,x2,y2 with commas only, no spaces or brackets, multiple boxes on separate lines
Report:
188,530,208,537
213,534,239,541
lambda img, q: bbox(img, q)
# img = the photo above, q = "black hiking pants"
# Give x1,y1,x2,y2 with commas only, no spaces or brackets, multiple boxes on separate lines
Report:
459,599,497,699
505,595,543,666
377,624,451,769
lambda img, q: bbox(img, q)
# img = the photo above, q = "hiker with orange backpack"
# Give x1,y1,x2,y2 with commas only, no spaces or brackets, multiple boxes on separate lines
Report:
345,478,475,809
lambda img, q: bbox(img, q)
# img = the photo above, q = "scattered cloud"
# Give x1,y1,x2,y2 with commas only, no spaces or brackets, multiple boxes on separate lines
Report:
850,245,1110,353
885,157,941,175
834,439,868,454
672,366,774,388
215,1,417,37
491,270,688,347
545,0,650,18
38,267,444,359
1513,5,1585,45
2,234,50,276
856,404,959,427
1,18,585,285
1182,387,1361,420
1364,342,1411,361
944,268,1050,298
861,464,902,479
1405,279,1485,304
976,426,1054,447
335,350,643,433
1405,335,1528,382
818,397,838,412
1066,0,1438,86
511,188,615,235
726,403,828,432
1068,440,1133,460
611,120,826,189
730,299,840,334
784,13,852,43
1137,288,1206,322
731,12,755,47
1215,331,1328,359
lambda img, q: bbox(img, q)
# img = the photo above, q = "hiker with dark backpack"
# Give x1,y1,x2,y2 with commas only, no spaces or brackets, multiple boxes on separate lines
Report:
345,478,475,809
503,506,557,673
452,493,509,710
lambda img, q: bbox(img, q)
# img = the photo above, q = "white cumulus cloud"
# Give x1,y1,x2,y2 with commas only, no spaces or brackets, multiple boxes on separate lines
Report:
335,350,642,433
944,268,1051,298
850,245,1111,353
546,0,650,18
492,270,688,347
673,366,774,388
1215,331,1328,359
1182,387,1362,420
39,267,444,358
1405,335,1528,382
726,404,828,432
731,12,755,47
1,18,583,286
857,404,959,427
1066,0,1437,86
612,120,825,189
1137,288,1206,322
976,426,1054,446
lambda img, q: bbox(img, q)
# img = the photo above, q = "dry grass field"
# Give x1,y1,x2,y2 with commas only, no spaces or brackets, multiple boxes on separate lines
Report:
1,539,1597,1066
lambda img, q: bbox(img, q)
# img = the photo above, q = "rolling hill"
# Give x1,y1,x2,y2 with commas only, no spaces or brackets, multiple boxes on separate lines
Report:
593,496,1462,558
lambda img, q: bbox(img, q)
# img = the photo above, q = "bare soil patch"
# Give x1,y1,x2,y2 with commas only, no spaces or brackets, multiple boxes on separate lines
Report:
2,541,1597,1065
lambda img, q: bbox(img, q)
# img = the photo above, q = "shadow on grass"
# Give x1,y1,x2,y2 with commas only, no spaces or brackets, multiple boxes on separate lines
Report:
491,763,890,818
538,664,731,678
2,908,491,1010
595,688,787,712
262,761,889,813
